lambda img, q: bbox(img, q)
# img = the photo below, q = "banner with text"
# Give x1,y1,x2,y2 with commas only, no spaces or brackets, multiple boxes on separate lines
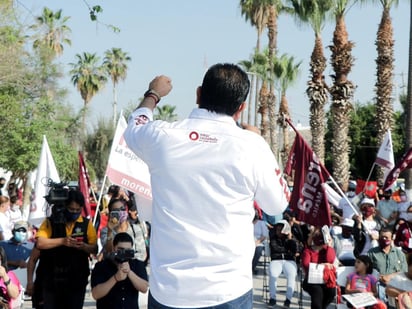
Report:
106,116,152,221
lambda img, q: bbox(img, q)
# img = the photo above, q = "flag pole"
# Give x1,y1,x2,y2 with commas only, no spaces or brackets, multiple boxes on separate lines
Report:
363,163,376,193
93,174,108,226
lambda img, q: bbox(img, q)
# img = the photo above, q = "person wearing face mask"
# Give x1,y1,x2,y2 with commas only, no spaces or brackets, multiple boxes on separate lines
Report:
35,189,98,309
353,197,382,257
0,221,33,270
367,228,407,307
100,199,147,263
91,232,148,309
394,206,412,255
376,189,398,229
396,190,412,223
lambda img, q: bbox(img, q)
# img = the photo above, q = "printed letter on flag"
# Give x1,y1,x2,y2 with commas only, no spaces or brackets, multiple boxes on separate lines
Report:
106,116,152,221
284,121,332,227
29,136,60,227
384,148,412,190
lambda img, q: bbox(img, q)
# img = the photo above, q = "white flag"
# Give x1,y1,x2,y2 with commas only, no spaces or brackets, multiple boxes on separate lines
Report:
28,135,60,227
375,129,395,182
105,115,152,221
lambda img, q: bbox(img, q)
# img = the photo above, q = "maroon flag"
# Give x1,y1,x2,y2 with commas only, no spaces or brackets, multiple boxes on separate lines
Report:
284,120,332,227
383,148,412,190
78,151,92,218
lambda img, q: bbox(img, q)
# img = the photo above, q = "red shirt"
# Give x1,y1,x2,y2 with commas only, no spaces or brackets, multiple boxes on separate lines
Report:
302,245,336,275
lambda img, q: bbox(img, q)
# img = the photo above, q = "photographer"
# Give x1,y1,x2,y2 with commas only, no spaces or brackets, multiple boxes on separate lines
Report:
91,232,148,309
35,189,98,309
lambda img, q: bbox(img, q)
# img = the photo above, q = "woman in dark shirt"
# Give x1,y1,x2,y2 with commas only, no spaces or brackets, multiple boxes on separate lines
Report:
267,220,300,308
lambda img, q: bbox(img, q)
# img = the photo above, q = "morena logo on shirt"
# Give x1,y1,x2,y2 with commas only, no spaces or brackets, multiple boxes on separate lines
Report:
188,131,218,143
189,131,199,141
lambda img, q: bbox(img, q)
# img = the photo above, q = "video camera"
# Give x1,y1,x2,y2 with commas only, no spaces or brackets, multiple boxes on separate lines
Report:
44,179,69,224
109,248,135,263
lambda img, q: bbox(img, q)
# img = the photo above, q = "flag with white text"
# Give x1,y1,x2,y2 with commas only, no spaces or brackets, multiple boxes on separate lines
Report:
284,120,332,227
106,115,152,221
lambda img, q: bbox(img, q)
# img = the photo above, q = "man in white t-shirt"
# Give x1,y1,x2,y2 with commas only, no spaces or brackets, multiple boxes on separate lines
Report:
124,64,290,309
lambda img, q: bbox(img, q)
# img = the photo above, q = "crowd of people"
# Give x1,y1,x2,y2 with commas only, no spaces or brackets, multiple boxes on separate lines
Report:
0,62,412,309
253,180,412,309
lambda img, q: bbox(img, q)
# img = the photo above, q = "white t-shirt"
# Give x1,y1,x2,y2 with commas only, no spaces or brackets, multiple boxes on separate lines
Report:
387,272,412,307
254,220,268,247
124,107,289,307
398,201,412,220
0,212,13,240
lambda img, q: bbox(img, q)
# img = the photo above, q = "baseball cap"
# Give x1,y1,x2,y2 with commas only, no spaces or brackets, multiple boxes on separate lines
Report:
13,221,28,231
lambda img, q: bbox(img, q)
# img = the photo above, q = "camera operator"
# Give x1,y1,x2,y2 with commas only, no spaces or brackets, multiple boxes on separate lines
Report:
91,232,148,309
35,189,98,309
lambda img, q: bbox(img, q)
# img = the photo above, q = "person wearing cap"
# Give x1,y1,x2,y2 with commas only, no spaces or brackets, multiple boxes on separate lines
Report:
337,180,358,222
377,189,398,229
267,220,299,308
353,197,382,257
333,218,356,266
0,221,34,270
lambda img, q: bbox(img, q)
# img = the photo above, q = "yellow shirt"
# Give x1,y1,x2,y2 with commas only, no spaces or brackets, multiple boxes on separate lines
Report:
37,216,97,245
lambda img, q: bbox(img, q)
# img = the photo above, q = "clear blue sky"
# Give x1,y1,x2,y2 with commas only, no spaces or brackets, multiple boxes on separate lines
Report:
19,0,410,128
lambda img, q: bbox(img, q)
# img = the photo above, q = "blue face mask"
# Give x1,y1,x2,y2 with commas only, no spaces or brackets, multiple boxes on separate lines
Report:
14,231,27,243
64,209,81,222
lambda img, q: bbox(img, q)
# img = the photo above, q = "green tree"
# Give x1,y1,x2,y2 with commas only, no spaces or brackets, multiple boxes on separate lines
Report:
154,105,178,121
69,52,107,137
85,118,114,181
273,54,302,166
239,0,269,125
103,47,131,128
31,7,71,60
288,0,332,164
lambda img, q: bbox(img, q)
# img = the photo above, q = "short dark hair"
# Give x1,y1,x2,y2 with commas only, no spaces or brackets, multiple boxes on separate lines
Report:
108,198,127,212
66,190,85,208
356,255,373,274
199,63,250,116
113,232,133,247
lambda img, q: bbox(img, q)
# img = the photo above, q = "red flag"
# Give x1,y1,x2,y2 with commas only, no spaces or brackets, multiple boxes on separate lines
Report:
284,120,332,227
384,148,412,190
78,151,92,218
355,179,377,198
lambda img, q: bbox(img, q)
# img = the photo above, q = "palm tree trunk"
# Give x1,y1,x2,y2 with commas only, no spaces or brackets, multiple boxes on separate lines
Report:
329,15,355,187
307,34,328,164
374,7,395,182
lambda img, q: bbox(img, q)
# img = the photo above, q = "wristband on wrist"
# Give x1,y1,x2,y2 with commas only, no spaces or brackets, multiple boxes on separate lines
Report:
4,278,10,286
144,89,161,104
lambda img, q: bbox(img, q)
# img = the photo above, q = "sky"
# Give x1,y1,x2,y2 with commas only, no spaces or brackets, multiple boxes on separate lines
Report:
17,0,410,129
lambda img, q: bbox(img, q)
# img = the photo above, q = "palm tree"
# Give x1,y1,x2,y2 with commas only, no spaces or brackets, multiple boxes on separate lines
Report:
288,0,333,164
373,0,398,181
239,0,269,126
329,0,356,188
103,47,131,128
273,54,302,166
154,105,178,121
31,7,71,59
69,52,107,136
